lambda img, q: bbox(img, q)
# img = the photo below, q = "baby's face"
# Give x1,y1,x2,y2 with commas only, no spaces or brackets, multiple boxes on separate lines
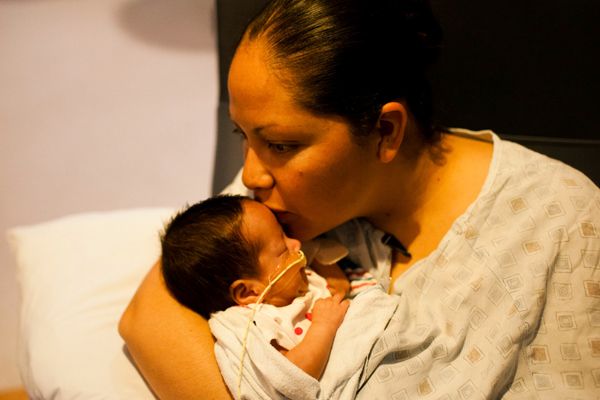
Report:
243,201,309,306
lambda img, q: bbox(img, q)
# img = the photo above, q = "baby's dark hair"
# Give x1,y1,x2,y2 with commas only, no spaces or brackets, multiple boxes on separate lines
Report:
160,195,262,319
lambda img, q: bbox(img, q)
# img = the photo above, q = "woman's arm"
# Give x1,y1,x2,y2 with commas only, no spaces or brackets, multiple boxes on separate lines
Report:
119,260,233,400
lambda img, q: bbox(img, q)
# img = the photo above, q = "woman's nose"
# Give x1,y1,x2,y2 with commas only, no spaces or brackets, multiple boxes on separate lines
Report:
242,147,274,191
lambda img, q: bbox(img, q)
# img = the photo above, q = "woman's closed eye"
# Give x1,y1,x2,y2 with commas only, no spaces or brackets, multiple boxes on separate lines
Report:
268,142,298,154
233,126,300,155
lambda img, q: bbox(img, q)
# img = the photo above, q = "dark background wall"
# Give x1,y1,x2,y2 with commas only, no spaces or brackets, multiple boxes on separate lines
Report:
213,0,600,193
429,1,600,141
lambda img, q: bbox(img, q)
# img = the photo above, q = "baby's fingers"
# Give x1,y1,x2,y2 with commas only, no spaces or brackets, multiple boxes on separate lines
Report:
341,298,350,311
331,293,350,311
331,292,345,303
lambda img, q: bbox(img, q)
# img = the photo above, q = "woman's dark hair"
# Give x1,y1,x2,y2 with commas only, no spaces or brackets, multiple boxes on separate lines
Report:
242,0,443,145
160,195,261,319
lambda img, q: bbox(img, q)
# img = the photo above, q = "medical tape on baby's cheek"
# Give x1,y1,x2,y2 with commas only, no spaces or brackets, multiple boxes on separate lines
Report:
237,250,306,398
270,250,306,282
266,250,307,297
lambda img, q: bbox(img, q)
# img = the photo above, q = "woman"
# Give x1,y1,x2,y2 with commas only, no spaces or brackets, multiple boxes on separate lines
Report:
119,0,600,398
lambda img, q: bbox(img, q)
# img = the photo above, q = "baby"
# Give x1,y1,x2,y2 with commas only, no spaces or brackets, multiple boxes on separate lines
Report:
160,194,352,380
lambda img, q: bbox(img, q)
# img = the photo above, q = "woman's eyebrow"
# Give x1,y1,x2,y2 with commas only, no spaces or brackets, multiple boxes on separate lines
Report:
229,117,279,137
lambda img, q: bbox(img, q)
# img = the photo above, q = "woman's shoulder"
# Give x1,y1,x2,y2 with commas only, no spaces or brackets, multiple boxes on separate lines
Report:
454,131,598,250
461,131,600,272
488,130,597,193
487,134,599,213
449,128,596,189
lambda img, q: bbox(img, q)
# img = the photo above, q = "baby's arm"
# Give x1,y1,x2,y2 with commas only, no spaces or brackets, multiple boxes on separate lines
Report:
273,293,349,379
310,260,351,298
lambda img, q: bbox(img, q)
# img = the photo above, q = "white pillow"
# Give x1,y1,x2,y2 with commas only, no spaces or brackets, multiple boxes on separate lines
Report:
7,207,177,399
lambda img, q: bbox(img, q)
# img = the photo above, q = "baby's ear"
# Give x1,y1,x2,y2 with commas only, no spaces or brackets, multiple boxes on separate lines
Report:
230,279,263,305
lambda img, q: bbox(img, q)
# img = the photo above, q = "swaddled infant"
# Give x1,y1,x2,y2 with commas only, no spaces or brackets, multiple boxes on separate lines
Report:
160,194,353,380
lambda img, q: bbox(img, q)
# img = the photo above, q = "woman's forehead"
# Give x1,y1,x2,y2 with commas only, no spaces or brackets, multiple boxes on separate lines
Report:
228,42,277,102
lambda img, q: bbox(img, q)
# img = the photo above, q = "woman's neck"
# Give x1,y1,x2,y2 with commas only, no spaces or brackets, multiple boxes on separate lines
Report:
364,132,493,257
365,140,446,245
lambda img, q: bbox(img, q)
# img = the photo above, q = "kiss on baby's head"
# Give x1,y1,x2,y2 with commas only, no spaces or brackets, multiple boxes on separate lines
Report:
161,195,307,319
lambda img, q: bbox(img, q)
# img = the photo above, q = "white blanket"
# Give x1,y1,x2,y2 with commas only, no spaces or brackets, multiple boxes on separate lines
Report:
209,285,402,400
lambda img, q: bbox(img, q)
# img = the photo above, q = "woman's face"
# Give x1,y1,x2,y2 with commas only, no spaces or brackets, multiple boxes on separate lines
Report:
229,42,381,241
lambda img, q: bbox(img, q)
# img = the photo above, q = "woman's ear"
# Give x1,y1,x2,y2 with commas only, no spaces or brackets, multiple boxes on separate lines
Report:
230,279,264,305
376,102,407,163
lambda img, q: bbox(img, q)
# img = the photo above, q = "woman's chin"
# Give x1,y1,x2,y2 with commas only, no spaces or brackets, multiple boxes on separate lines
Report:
281,222,321,242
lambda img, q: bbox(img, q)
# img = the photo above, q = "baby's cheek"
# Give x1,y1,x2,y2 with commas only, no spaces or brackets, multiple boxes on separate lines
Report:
300,280,309,294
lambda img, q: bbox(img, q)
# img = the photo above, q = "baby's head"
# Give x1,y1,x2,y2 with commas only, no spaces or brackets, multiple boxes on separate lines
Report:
161,195,308,319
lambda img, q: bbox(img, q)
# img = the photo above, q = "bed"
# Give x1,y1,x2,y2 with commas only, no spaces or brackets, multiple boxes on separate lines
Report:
8,0,600,398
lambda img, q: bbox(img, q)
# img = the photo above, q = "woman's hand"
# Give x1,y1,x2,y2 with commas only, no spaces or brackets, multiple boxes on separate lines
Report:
310,260,351,298
324,276,351,298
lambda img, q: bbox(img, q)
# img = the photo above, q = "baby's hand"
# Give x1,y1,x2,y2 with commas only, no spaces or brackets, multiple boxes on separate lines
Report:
310,293,350,330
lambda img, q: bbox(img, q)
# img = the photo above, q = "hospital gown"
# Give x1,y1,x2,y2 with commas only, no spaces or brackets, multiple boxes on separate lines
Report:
223,129,600,399
324,129,600,399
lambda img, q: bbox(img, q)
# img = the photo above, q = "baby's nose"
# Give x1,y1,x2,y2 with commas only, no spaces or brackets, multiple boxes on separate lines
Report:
287,237,301,253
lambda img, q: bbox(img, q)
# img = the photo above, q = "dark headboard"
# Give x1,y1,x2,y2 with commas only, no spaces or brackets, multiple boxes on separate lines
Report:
212,0,600,194
212,0,270,194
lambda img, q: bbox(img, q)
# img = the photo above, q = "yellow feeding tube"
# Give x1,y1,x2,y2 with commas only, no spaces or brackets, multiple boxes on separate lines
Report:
237,250,307,399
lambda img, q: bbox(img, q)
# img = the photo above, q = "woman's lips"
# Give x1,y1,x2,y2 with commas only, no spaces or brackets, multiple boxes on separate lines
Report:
273,211,292,223
267,207,292,222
